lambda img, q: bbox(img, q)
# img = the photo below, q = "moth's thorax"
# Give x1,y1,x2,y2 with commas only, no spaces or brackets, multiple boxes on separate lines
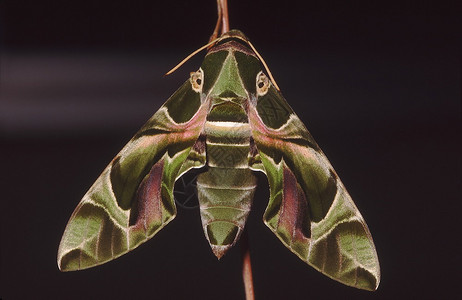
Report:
201,38,263,109
207,50,248,107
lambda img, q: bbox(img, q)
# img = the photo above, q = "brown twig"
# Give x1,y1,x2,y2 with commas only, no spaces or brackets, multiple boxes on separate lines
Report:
241,229,255,300
210,0,230,42
219,0,230,34
166,0,233,75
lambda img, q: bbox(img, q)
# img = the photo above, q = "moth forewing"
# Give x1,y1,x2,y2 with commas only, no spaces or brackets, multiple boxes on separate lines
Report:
57,79,208,271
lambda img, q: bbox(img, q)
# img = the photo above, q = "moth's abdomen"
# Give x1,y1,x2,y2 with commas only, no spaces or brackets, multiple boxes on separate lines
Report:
197,168,256,258
197,120,257,258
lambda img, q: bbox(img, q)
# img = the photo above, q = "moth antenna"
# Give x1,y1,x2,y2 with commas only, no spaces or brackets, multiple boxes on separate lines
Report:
244,39,281,91
228,35,281,91
165,38,221,76
166,34,281,92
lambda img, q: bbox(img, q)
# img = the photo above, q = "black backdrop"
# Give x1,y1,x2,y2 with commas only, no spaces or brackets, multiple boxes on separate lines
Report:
1,1,460,299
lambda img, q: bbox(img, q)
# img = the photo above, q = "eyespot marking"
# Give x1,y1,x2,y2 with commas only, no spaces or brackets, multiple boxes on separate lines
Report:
190,68,204,92
256,71,270,96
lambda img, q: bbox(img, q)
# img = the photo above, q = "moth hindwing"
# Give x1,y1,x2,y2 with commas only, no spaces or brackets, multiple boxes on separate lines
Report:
58,30,380,291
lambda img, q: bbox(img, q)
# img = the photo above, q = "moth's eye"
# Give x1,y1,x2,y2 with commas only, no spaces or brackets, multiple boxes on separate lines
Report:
190,69,203,92
256,71,270,96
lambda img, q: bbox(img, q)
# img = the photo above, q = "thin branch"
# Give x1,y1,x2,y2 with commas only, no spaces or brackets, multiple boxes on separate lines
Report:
210,0,230,42
241,229,255,300
209,0,223,42
220,0,230,34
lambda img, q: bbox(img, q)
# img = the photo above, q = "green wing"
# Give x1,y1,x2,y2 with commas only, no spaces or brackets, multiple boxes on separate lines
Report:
249,85,380,290
57,80,207,271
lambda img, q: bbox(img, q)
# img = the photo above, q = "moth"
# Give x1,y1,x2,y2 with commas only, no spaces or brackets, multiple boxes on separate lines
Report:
58,30,380,291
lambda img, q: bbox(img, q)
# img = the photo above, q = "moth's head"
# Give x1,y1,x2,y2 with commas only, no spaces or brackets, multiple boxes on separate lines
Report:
218,29,250,42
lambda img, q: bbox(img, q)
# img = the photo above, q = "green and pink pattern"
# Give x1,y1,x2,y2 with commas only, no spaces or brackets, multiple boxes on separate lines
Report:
58,30,380,291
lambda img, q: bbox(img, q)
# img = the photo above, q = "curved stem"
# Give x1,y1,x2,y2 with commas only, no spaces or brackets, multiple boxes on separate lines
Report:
241,229,255,300
210,0,230,42
219,0,230,34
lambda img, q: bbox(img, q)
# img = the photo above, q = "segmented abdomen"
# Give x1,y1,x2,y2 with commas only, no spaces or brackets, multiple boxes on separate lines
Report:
197,120,257,258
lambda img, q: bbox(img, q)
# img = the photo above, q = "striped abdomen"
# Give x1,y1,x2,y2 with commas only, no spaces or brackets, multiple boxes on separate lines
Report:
197,118,257,258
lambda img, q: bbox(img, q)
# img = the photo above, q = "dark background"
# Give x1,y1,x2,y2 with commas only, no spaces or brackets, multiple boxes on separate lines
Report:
1,0,460,299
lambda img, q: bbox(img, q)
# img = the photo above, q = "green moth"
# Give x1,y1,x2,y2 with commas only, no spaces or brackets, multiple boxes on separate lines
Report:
58,30,380,291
